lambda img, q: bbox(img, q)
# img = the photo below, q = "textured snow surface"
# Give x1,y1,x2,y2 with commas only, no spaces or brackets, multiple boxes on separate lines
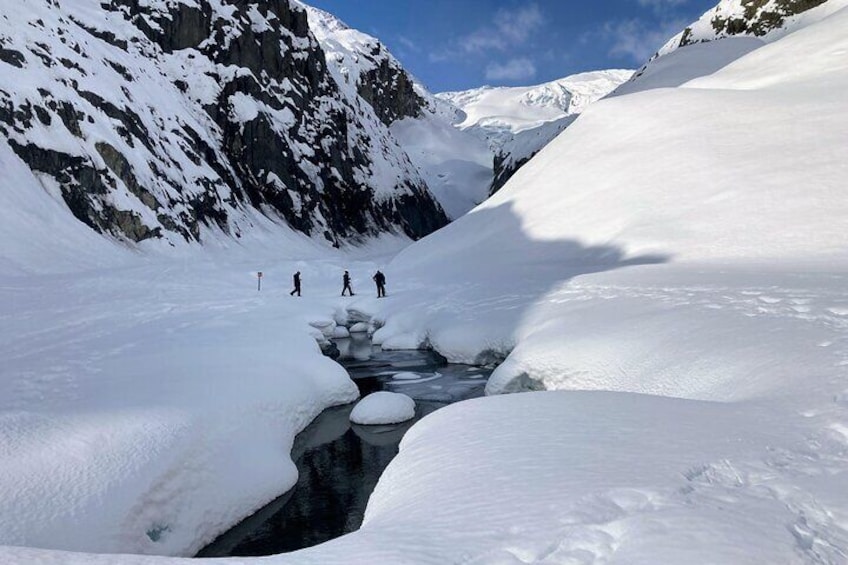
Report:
0,236,409,556
350,392,416,425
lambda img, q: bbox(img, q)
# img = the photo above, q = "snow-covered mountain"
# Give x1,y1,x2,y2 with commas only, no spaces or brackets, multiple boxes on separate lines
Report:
0,0,447,251
302,4,492,219
438,70,633,194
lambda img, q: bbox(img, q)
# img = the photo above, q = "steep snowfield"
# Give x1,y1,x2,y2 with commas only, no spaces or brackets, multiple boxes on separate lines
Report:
0,139,128,275
373,0,848,380
390,112,492,218
362,3,847,561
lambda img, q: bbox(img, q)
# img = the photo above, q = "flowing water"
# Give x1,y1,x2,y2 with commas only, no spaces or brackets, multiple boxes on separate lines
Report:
197,333,491,557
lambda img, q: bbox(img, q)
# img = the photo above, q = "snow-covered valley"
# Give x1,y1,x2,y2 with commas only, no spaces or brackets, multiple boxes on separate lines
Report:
2,0,848,563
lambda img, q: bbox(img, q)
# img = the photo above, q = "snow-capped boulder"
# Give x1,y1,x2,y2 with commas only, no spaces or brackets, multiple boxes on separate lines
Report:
350,391,415,425
332,326,350,339
349,322,370,333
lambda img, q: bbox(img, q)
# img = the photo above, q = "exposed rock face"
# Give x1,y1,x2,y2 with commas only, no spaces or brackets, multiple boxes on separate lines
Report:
357,56,425,126
0,0,447,245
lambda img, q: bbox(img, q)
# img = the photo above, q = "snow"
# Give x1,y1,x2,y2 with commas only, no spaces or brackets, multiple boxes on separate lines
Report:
348,322,369,333
435,70,632,201
3,1,848,564
390,113,492,219
358,5,848,562
658,0,848,57
437,70,634,150
302,1,491,219
0,217,418,555
349,392,416,425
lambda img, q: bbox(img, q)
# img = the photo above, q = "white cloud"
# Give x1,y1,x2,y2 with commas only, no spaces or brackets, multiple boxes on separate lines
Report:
396,35,420,53
635,0,689,16
451,4,544,55
485,57,537,82
604,18,688,62
637,0,689,8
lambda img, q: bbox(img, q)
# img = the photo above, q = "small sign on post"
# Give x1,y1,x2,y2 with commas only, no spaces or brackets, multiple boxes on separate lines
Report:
257,271,263,292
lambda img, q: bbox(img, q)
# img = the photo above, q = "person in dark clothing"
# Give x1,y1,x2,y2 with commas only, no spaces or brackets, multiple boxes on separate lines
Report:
289,271,301,296
373,270,386,298
341,270,355,296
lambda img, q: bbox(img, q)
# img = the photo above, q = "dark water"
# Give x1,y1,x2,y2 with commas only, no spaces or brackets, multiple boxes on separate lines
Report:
196,333,491,557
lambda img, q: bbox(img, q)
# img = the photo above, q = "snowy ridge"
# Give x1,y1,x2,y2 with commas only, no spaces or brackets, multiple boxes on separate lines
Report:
437,70,633,147
658,0,848,56
437,70,632,194
0,0,447,258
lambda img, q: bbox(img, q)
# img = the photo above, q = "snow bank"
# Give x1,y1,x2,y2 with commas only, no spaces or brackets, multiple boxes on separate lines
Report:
350,392,416,425
0,240,380,556
7,391,846,564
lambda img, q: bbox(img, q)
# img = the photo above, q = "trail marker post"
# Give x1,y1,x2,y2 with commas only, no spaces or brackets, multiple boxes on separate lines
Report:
257,271,263,292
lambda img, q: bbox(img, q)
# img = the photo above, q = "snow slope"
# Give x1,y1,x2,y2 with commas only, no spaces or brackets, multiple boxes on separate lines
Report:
351,3,848,561
0,236,374,555
371,0,848,371
390,112,493,219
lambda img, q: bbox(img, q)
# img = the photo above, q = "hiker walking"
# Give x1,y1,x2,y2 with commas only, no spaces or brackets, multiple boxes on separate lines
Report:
341,270,355,296
373,270,386,298
290,271,301,296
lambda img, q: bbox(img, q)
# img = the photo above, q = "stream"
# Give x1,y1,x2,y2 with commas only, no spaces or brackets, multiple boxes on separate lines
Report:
197,333,492,557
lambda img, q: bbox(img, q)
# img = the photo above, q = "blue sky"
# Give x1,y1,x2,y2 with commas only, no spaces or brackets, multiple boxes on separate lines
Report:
306,0,718,92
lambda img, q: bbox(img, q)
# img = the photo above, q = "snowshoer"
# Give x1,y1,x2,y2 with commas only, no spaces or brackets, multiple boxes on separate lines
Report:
290,271,301,296
342,270,355,296
373,270,386,298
